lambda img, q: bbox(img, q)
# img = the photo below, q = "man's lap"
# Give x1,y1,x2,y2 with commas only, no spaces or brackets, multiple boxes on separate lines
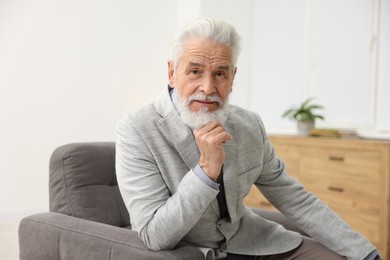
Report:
226,236,345,260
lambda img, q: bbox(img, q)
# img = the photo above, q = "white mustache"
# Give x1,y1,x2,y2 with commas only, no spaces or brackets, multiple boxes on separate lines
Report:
188,93,224,106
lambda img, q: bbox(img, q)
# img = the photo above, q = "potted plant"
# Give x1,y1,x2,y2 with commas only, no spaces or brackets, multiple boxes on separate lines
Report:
282,98,325,135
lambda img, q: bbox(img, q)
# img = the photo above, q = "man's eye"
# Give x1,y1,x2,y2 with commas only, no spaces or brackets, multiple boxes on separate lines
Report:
191,69,199,74
216,71,226,78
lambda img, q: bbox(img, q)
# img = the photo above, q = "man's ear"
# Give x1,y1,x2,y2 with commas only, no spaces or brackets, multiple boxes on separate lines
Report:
168,60,175,88
230,66,237,93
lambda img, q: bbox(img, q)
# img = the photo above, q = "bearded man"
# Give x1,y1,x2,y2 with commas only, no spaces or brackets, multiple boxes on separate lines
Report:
115,17,379,260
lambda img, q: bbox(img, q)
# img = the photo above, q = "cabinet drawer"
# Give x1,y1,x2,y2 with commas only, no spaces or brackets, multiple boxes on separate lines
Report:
297,148,381,221
299,147,382,182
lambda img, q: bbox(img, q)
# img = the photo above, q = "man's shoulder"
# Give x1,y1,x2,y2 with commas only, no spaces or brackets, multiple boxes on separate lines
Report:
117,101,162,132
227,104,260,122
128,102,160,120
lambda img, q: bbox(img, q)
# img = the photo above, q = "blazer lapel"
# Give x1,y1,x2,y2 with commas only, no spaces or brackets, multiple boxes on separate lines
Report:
159,115,200,170
222,119,239,222
155,88,200,170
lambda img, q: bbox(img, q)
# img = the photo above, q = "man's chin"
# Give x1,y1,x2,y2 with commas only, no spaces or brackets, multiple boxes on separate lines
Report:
180,108,228,129
185,119,215,129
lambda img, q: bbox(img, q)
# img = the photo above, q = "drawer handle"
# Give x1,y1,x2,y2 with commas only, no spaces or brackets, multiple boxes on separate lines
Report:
328,156,344,162
328,186,344,192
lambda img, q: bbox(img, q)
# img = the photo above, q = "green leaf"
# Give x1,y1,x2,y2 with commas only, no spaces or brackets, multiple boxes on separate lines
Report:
281,97,325,122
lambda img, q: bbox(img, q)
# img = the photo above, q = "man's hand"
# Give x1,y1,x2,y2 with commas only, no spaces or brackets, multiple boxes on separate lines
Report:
193,121,232,181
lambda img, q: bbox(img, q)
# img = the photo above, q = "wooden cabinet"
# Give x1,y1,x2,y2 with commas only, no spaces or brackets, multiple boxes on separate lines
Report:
243,135,390,259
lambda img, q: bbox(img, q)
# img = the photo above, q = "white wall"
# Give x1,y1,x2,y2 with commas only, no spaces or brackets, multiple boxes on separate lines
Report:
0,0,177,216
377,0,390,131
250,0,306,131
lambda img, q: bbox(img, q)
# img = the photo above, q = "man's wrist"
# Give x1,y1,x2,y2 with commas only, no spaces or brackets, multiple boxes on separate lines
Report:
193,164,220,190
199,159,222,181
364,249,381,260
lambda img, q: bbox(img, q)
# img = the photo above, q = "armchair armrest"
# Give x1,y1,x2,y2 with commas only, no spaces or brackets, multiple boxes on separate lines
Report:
19,212,204,260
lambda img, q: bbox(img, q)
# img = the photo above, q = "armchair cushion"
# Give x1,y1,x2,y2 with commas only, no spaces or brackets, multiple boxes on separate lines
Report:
49,142,130,227
19,212,203,260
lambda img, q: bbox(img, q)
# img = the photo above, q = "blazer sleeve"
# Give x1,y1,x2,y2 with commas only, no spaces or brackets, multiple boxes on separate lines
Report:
254,114,376,260
115,115,219,251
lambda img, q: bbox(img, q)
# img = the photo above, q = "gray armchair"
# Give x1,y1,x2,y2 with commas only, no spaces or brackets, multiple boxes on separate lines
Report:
18,142,304,260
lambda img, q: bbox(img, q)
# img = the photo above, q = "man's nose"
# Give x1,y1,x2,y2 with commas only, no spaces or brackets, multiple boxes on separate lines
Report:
198,74,216,95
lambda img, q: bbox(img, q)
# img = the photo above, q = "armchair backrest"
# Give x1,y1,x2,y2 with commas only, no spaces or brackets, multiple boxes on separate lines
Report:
49,142,130,227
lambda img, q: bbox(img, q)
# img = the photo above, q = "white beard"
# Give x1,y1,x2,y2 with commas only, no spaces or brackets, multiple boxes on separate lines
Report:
173,91,229,129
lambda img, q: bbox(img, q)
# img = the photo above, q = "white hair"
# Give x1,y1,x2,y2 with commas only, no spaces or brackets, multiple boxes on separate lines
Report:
171,17,241,68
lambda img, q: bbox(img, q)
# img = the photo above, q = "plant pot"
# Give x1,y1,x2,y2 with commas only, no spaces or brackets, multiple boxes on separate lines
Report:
297,121,315,136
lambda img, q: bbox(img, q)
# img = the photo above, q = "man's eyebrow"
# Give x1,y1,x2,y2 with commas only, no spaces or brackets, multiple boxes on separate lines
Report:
185,62,232,71
217,65,231,71
186,62,204,68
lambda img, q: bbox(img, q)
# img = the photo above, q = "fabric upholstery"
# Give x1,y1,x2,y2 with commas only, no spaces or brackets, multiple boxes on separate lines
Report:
49,142,130,227
19,212,203,260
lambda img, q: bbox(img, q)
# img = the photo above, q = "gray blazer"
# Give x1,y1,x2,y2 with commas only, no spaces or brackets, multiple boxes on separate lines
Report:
116,87,375,260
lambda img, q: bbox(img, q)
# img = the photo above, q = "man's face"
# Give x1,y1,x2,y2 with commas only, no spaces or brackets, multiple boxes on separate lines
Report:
168,39,236,113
